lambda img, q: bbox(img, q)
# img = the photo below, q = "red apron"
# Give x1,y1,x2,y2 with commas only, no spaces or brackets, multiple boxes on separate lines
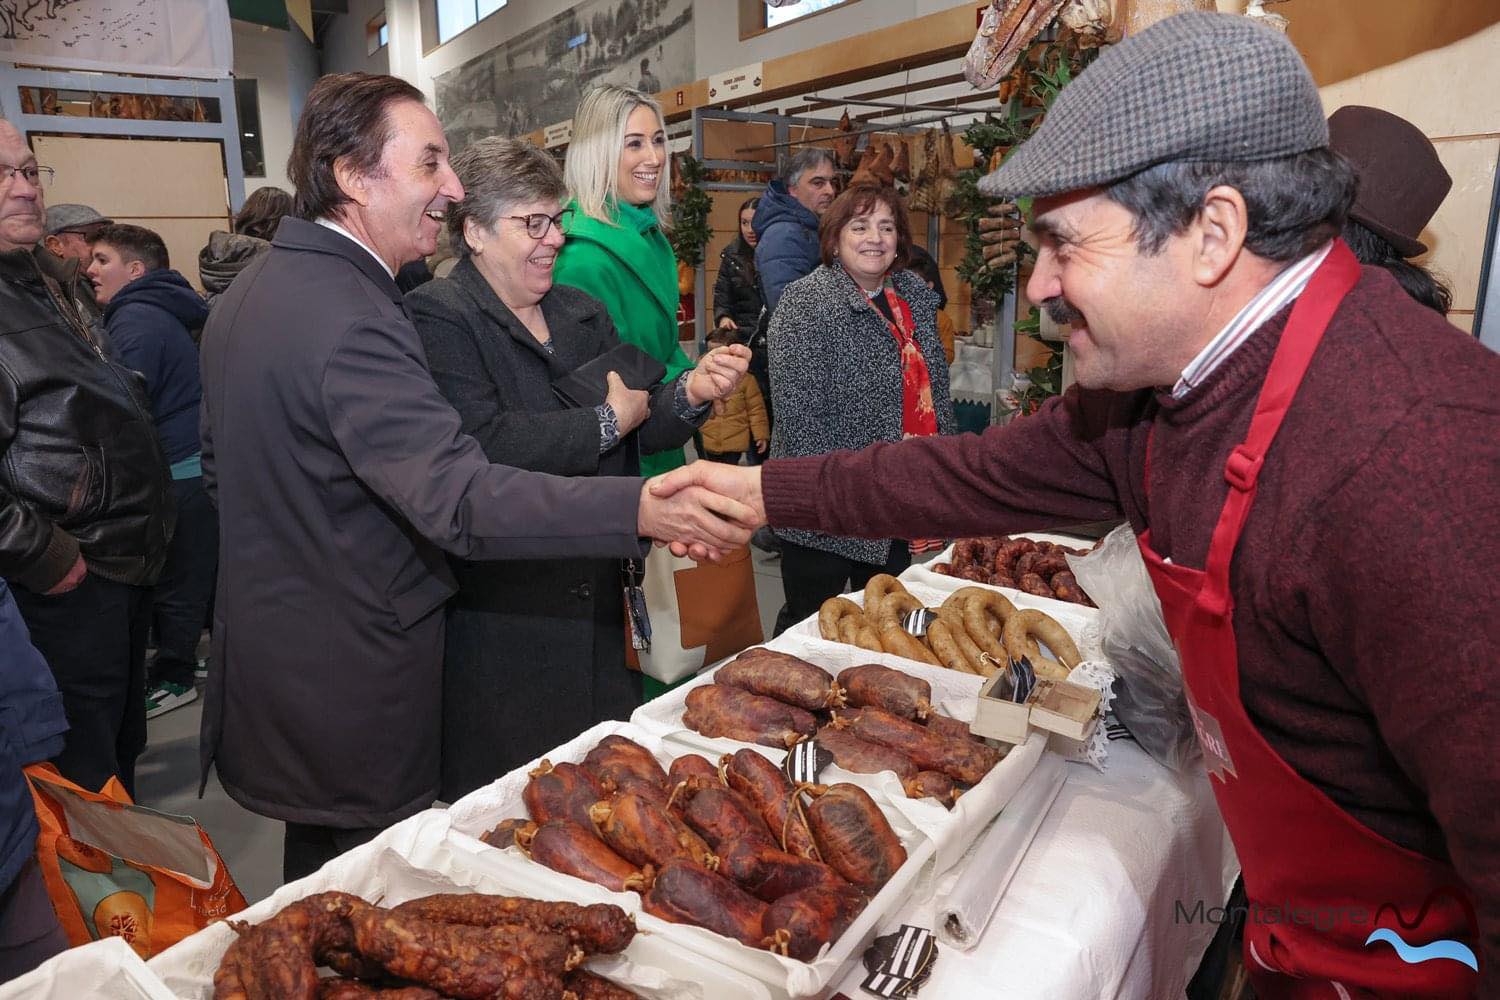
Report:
1138,241,1479,999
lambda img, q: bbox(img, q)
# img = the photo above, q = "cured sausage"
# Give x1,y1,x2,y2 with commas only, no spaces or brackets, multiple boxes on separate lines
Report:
680,786,777,852
523,760,608,829
838,707,1002,785
877,622,942,666
717,650,843,711
1002,609,1081,670
514,821,652,894
800,783,907,893
720,748,819,859
924,712,980,744
388,895,635,954
316,982,440,1000
836,664,932,720
588,793,717,870
562,970,643,1000
815,725,919,782
347,907,565,1000
1050,570,1093,606
479,818,531,850
1017,572,1055,598
666,753,722,809
583,736,669,793
642,860,770,948
927,617,985,675
717,839,849,902
682,684,817,749
905,770,959,807
761,884,869,961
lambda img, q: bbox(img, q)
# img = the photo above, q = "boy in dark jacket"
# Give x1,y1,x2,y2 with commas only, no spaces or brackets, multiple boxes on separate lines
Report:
0,578,69,982
89,225,215,719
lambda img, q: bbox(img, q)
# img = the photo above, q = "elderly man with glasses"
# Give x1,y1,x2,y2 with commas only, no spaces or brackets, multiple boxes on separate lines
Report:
0,118,174,800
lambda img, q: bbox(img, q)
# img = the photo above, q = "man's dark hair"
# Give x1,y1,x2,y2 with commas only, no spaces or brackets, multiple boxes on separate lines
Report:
1103,148,1357,263
94,223,169,272
819,183,912,271
289,72,425,221
1342,219,1452,316
781,146,835,188
233,186,293,241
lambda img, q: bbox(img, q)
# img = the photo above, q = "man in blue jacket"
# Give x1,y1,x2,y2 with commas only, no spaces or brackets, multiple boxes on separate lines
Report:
0,577,69,982
88,225,213,721
748,146,837,557
752,147,837,314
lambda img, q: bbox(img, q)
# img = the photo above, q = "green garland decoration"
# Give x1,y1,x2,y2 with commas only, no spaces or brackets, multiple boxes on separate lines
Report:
668,154,713,268
955,35,1099,306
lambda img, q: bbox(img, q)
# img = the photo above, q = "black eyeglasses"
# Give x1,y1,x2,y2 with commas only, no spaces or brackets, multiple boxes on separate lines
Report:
507,208,572,239
0,164,55,187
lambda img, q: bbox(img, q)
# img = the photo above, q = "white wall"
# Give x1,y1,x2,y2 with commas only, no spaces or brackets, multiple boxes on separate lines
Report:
232,20,300,193
321,0,391,77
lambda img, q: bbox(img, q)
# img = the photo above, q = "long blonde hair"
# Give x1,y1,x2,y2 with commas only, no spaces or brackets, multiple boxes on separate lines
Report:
564,85,672,228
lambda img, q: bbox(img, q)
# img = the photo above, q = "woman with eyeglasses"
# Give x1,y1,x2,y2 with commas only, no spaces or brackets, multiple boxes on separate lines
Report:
405,137,736,799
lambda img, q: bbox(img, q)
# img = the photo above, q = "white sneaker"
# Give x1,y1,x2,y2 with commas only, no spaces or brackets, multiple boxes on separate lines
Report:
146,682,198,719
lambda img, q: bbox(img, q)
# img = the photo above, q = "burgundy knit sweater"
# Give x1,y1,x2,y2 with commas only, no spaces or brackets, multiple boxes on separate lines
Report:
764,267,1500,983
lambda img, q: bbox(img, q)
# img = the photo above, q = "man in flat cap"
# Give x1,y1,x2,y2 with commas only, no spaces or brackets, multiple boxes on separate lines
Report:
659,13,1497,996
35,202,109,334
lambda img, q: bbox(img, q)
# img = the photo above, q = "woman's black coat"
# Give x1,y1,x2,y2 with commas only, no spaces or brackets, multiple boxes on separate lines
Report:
712,237,765,333
406,256,699,800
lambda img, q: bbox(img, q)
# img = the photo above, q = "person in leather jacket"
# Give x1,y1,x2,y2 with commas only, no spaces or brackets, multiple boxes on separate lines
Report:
0,118,173,798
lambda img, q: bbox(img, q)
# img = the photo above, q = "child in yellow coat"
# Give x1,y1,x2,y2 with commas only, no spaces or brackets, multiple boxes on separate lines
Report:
697,332,770,464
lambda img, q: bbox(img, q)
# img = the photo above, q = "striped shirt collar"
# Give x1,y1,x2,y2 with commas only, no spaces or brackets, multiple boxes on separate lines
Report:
1172,242,1333,399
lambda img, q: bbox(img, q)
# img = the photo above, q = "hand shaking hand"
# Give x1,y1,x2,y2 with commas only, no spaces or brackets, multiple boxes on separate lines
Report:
646,460,767,559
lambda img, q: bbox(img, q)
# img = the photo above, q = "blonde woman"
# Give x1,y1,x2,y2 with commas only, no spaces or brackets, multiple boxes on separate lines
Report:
555,84,747,477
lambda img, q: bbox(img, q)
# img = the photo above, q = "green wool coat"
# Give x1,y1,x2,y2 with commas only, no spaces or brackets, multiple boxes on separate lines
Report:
555,199,692,477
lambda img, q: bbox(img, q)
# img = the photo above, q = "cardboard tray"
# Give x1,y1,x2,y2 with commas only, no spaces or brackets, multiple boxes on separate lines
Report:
442,720,938,1000
147,809,770,1000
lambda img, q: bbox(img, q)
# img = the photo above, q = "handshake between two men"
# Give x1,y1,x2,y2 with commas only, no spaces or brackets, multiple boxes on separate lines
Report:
637,458,769,561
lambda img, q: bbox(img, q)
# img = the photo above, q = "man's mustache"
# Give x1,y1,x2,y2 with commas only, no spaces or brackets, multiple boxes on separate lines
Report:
1043,296,1084,325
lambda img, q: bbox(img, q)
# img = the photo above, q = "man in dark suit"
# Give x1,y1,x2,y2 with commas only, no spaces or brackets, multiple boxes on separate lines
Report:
198,73,752,881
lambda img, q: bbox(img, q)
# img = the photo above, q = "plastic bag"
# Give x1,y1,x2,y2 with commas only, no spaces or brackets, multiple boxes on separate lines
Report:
1066,524,1200,771
26,764,247,959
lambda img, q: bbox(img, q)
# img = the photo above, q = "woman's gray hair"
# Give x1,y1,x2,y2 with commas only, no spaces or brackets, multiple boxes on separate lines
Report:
446,136,568,256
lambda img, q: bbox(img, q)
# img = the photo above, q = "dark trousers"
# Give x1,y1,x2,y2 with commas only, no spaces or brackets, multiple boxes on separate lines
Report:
774,540,911,636
148,477,218,689
0,860,68,984
702,447,762,466
12,575,149,798
283,822,383,883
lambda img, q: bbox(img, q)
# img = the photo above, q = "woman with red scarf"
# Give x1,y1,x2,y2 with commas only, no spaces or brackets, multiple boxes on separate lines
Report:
765,184,955,635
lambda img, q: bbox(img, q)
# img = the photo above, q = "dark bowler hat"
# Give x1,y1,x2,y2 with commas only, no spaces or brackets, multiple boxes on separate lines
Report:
1328,105,1451,258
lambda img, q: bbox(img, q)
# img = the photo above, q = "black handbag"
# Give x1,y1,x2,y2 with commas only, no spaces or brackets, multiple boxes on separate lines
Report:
551,343,667,408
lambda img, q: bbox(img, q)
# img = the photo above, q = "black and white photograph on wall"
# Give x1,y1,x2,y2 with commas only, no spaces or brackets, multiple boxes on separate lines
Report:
435,0,694,153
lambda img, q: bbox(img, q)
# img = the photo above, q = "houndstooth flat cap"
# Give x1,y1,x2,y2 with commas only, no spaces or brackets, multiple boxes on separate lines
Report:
979,12,1327,200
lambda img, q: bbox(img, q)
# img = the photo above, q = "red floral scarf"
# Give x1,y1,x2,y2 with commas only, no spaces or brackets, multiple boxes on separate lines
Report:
871,282,942,553
875,285,939,438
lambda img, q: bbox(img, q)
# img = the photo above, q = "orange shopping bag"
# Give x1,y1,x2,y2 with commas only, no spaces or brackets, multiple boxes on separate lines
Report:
25,763,246,958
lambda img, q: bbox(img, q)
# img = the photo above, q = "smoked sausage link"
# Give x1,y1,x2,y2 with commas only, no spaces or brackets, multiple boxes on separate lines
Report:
802,783,907,892
721,748,819,859
682,684,817,749
761,884,869,961
839,707,1002,784
718,649,843,710
836,664,932,720
642,860,770,948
